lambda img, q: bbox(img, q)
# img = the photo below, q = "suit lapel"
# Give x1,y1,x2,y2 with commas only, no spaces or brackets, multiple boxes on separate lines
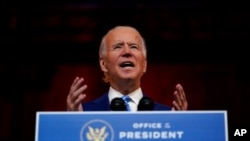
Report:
94,93,111,111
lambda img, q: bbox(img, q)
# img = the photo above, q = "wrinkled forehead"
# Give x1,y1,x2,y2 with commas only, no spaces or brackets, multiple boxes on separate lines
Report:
106,27,142,46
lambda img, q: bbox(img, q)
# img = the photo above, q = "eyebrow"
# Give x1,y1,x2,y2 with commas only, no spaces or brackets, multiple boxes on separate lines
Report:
112,41,139,47
127,43,138,46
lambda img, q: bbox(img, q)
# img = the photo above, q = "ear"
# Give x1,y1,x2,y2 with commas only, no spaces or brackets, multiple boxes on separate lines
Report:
143,59,147,73
99,57,108,72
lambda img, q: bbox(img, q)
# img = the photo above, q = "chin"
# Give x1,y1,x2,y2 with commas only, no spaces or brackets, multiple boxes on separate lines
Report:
120,75,138,81
120,76,134,80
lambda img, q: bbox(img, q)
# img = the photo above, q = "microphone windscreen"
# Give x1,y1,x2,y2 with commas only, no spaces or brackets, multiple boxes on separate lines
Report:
110,97,126,111
138,96,154,111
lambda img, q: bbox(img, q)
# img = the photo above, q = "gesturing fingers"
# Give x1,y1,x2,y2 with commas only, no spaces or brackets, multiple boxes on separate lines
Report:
172,83,188,111
67,77,87,111
69,77,84,95
70,84,87,102
177,84,187,103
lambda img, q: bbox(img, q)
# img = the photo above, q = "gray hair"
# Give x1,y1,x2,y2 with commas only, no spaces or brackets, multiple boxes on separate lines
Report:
99,26,147,58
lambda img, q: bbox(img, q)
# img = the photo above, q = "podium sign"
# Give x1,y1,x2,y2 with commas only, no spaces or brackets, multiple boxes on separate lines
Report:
35,111,228,141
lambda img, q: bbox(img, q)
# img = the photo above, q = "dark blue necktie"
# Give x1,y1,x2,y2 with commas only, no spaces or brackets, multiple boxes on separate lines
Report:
122,96,132,111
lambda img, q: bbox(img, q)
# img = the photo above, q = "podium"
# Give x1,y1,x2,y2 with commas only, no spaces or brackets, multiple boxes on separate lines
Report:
35,111,228,141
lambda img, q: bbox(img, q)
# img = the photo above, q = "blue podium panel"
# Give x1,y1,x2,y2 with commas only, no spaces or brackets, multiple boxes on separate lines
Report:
35,111,228,141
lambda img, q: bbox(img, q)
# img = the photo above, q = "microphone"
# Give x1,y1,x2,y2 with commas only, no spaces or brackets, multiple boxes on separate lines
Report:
138,96,154,111
110,98,126,111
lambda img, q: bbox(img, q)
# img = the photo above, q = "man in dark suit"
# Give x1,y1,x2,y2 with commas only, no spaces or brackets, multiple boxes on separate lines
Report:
66,25,188,111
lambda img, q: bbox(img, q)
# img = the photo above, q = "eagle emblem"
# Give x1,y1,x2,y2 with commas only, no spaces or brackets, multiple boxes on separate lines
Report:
86,126,108,141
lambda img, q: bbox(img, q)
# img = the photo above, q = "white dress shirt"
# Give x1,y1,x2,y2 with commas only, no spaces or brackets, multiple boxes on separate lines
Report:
108,87,143,112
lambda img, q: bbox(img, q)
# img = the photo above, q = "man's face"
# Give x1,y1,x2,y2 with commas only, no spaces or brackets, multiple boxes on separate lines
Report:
100,27,147,83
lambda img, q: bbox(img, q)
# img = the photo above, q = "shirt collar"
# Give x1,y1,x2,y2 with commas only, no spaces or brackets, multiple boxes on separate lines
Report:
108,86,143,105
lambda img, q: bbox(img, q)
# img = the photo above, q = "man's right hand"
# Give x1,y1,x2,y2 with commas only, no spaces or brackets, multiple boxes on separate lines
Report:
66,77,87,111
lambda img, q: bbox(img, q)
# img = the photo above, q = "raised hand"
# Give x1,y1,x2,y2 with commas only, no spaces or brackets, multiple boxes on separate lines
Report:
172,83,188,111
66,77,87,111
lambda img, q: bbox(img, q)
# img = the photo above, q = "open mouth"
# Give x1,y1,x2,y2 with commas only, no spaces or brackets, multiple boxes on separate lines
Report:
119,61,135,68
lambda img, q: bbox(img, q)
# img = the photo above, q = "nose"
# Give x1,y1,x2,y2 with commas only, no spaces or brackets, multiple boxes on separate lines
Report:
122,45,132,57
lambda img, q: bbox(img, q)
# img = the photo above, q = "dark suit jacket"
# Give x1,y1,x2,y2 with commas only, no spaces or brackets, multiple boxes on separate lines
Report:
82,93,172,111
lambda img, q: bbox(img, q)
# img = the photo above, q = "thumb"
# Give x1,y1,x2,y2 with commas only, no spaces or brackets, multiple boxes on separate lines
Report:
171,107,175,111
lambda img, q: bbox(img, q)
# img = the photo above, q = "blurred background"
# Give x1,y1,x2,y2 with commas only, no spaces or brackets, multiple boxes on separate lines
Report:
1,1,249,141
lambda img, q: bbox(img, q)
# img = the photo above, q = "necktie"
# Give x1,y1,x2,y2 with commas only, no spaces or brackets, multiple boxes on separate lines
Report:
122,96,132,111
